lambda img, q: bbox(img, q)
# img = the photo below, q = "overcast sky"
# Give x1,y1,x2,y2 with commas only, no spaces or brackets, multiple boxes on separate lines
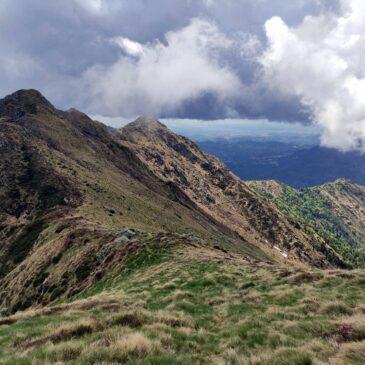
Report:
2,0,365,151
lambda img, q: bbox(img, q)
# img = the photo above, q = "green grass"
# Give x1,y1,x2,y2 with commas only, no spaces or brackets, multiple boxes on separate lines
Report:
0,242,365,365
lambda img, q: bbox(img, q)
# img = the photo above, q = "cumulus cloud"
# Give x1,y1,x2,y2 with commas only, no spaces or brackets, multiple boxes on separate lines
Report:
111,37,144,57
0,0,348,132
261,0,365,152
83,18,242,117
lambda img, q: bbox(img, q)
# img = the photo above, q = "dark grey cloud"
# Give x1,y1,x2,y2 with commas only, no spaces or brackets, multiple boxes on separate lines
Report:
0,0,340,123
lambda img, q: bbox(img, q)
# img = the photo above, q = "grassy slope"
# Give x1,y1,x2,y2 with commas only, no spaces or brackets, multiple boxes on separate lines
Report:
1,237,365,365
247,180,365,268
0,94,271,313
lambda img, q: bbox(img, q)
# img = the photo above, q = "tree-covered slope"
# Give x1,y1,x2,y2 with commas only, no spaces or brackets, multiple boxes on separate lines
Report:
247,179,365,267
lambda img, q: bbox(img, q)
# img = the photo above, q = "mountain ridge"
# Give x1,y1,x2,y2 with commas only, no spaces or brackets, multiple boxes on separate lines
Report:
0,89,363,314
0,90,269,313
118,116,350,268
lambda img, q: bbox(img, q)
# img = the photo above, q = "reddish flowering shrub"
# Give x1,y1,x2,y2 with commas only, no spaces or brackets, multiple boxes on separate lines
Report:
338,323,354,341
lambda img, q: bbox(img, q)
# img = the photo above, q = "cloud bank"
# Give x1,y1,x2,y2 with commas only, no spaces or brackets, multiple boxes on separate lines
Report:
0,0,324,120
4,0,365,151
83,18,242,117
262,0,365,151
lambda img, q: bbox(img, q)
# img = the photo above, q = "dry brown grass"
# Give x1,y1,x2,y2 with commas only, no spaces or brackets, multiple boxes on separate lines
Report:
153,310,191,328
333,340,365,364
18,319,97,350
108,333,159,360
0,294,123,327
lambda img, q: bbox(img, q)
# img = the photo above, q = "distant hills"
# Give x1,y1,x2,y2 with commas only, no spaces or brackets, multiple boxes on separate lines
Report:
199,138,365,188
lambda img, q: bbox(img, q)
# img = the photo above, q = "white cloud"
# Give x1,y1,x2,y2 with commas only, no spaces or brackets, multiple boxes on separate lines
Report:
261,0,365,152
82,18,242,117
111,37,144,57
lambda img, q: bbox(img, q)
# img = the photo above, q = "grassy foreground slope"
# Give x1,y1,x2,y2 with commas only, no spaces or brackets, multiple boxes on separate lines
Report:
1,235,365,365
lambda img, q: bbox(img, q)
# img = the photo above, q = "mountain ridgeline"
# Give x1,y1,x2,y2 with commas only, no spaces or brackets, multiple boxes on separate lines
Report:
1,90,365,365
0,89,364,314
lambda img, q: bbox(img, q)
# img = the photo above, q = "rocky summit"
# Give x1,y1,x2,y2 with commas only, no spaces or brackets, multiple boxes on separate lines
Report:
0,90,365,365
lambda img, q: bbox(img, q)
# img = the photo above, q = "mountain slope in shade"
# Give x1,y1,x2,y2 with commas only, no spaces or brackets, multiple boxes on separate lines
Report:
248,179,365,267
117,117,348,268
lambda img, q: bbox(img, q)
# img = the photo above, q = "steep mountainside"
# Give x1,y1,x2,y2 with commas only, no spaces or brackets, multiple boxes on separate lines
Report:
117,117,347,269
248,179,365,267
0,90,265,313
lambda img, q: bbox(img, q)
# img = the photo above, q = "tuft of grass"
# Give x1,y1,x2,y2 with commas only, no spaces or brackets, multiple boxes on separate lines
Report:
44,341,83,362
335,341,365,365
18,319,96,349
268,348,312,365
91,333,160,363
321,301,353,316
109,312,145,328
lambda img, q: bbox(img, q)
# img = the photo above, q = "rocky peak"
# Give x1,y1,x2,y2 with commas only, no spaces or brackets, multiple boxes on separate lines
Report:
118,116,169,143
127,116,166,131
0,89,57,119
119,115,204,163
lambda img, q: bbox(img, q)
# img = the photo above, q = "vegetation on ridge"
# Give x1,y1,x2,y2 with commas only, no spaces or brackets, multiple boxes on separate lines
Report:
248,180,365,268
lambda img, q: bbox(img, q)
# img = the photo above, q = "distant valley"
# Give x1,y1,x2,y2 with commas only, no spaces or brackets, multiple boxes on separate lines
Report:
198,138,365,188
